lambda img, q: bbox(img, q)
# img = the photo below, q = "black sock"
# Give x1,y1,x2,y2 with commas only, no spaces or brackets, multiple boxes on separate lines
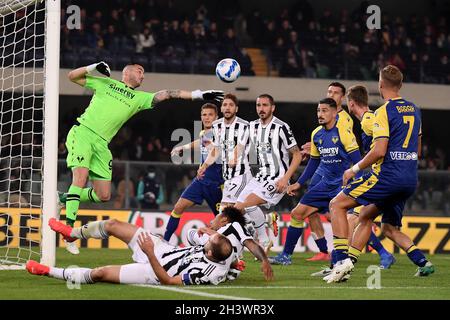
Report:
66,218,75,227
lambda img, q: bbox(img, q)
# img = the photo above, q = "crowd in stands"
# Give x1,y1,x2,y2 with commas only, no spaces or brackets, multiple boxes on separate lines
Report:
59,0,450,83
60,0,255,76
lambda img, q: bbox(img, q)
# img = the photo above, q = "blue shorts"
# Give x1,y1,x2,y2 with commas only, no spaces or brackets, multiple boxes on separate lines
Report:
343,172,416,227
181,178,222,215
300,178,341,213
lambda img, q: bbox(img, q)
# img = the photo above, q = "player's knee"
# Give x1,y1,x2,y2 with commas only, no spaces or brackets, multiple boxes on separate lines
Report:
381,223,395,238
97,191,111,202
105,219,120,232
90,267,106,282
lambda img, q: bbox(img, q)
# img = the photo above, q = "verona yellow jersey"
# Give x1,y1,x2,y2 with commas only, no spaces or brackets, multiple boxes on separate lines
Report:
371,97,421,185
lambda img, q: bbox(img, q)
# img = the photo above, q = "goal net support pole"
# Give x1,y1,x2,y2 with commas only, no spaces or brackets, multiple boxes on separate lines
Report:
41,0,60,267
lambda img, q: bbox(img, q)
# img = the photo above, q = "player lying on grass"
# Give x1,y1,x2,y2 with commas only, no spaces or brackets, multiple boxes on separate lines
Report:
59,61,224,255
186,206,274,281
27,218,233,285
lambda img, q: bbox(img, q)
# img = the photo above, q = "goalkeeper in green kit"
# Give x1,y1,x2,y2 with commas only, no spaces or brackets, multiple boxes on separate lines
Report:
58,61,224,254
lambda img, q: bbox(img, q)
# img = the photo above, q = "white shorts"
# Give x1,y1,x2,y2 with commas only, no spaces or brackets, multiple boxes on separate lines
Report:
236,177,286,209
119,262,158,285
221,173,252,204
119,228,174,284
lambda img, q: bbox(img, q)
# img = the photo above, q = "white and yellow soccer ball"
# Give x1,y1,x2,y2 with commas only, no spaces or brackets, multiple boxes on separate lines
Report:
215,58,241,83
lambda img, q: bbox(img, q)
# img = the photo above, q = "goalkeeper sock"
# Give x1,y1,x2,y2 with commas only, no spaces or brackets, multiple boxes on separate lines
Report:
80,188,102,203
246,206,270,244
283,217,305,256
71,220,109,239
406,245,428,267
49,267,94,284
368,231,389,256
164,210,182,241
60,188,102,204
65,185,82,227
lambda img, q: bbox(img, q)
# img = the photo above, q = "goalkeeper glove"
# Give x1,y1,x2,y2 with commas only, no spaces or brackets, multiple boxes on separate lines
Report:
86,61,111,77
191,90,225,103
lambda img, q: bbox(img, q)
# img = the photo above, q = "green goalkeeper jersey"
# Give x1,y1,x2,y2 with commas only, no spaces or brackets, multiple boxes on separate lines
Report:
77,75,155,142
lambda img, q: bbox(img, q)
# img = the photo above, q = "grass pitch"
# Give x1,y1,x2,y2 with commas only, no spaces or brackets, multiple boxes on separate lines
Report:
1,248,449,300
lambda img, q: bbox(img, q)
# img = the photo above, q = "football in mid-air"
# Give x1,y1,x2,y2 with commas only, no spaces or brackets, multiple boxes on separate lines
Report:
215,58,241,83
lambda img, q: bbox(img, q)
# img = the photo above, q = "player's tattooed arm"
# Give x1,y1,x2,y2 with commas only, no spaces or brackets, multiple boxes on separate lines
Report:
68,66,88,87
151,90,194,107
275,145,302,192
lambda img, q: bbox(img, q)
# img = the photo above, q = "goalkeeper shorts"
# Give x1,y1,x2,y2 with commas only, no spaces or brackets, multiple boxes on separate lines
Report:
66,124,113,180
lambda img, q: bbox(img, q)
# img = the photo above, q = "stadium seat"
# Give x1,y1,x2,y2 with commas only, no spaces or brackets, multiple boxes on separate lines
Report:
198,58,216,75
153,56,167,73
167,57,184,73
183,57,199,73
132,54,150,70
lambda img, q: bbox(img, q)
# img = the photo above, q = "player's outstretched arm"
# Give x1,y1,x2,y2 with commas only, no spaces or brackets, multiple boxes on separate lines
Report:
137,232,182,285
171,139,200,157
68,61,111,87
151,89,224,108
197,146,220,179
243,239,274,281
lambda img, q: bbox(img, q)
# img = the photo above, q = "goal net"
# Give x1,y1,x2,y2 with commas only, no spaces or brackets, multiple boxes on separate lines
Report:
0,0,59,269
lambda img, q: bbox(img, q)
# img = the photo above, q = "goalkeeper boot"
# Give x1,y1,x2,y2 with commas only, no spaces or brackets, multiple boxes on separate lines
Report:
379,253,396,269
64,239,79,255
414,261,435,277
268,252,292,265
306,252,331,262
26,260,49,276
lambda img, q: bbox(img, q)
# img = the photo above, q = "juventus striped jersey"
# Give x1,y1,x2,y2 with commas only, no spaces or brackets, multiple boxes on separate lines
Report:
187,222,253,260
217,221,253,259
212,117,251,180
250,116,298,181
155,244,231,285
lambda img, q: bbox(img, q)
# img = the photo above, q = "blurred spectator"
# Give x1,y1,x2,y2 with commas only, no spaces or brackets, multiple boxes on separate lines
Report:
136,166,164,210
123,9,142,39
280,48,303,77
86,23,104,50
58,141,67,159
136,27,156,54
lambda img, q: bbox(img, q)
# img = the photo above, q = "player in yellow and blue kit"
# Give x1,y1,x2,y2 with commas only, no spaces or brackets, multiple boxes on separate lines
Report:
269,98,361,265
346,85,395,269
326,65,434,283
300,82,355,262
164,104,224,242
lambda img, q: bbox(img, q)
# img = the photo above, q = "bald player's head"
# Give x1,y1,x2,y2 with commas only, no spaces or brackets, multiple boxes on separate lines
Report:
122,63,145,88
204,233,233,262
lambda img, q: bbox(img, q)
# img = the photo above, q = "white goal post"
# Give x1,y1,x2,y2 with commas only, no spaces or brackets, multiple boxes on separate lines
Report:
0,0,59,269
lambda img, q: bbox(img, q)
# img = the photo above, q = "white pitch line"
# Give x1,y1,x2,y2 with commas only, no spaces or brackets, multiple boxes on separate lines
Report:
184,286,450,290
132,284,254,300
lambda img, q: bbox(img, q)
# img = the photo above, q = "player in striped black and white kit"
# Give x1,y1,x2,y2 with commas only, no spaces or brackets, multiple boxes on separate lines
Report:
235,94,302,252
186,206,274,281
197,94,251,208
27,218,233,286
